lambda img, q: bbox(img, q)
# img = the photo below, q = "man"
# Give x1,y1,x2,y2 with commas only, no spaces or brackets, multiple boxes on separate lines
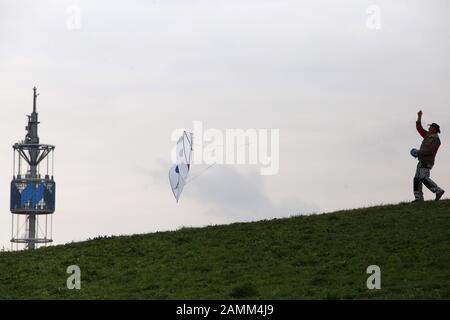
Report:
411,110,445,202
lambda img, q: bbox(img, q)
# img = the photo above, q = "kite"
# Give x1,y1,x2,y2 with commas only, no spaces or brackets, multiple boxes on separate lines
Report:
169,131,193,202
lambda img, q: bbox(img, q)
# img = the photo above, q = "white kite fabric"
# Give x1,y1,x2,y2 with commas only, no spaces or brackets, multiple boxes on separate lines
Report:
169,131,193,202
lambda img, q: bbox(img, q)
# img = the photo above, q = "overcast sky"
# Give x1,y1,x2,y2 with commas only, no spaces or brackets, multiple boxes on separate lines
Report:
1,0,449,249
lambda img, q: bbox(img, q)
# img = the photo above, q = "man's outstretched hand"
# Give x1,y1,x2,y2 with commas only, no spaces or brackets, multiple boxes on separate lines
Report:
417,110,423,121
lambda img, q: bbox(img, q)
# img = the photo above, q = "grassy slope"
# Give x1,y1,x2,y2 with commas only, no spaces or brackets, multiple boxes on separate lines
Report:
0,200,449,300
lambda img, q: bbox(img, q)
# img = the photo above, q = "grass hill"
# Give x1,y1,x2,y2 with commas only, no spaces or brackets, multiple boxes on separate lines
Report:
0,200,449,299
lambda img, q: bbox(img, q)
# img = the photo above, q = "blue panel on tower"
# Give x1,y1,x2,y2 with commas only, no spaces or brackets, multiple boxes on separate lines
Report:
10,179,56,214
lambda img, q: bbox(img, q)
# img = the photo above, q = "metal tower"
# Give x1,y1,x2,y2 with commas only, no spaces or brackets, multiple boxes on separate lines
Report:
10,87,56,250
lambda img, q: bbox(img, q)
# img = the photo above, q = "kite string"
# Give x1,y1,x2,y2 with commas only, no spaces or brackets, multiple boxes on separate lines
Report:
185,142,251,185
191,141,252,149
178,135,252,186
186,163,217,185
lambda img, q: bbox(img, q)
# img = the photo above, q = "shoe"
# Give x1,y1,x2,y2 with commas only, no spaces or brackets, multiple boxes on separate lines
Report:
412,199,424,203
435,190,445,201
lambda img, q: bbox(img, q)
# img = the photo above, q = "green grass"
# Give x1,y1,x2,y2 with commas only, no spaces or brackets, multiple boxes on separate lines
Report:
1,200,449,299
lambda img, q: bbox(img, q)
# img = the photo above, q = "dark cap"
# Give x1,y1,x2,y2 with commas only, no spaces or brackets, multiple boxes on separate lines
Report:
429,123,441,133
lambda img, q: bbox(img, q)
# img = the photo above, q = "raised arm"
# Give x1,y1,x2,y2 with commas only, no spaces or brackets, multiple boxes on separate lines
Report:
416,110,428,138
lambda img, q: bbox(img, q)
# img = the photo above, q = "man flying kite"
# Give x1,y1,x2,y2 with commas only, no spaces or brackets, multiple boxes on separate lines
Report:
410,110,445,202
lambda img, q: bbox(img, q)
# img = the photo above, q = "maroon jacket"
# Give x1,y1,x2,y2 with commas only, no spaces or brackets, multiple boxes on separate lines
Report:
416,121,441,166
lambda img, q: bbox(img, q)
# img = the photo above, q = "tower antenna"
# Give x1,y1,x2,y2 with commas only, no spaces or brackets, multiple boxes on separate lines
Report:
10,87,56,250
33,86,38,113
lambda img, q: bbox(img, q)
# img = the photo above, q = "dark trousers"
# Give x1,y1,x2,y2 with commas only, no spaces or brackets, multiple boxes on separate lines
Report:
414,161,442,200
